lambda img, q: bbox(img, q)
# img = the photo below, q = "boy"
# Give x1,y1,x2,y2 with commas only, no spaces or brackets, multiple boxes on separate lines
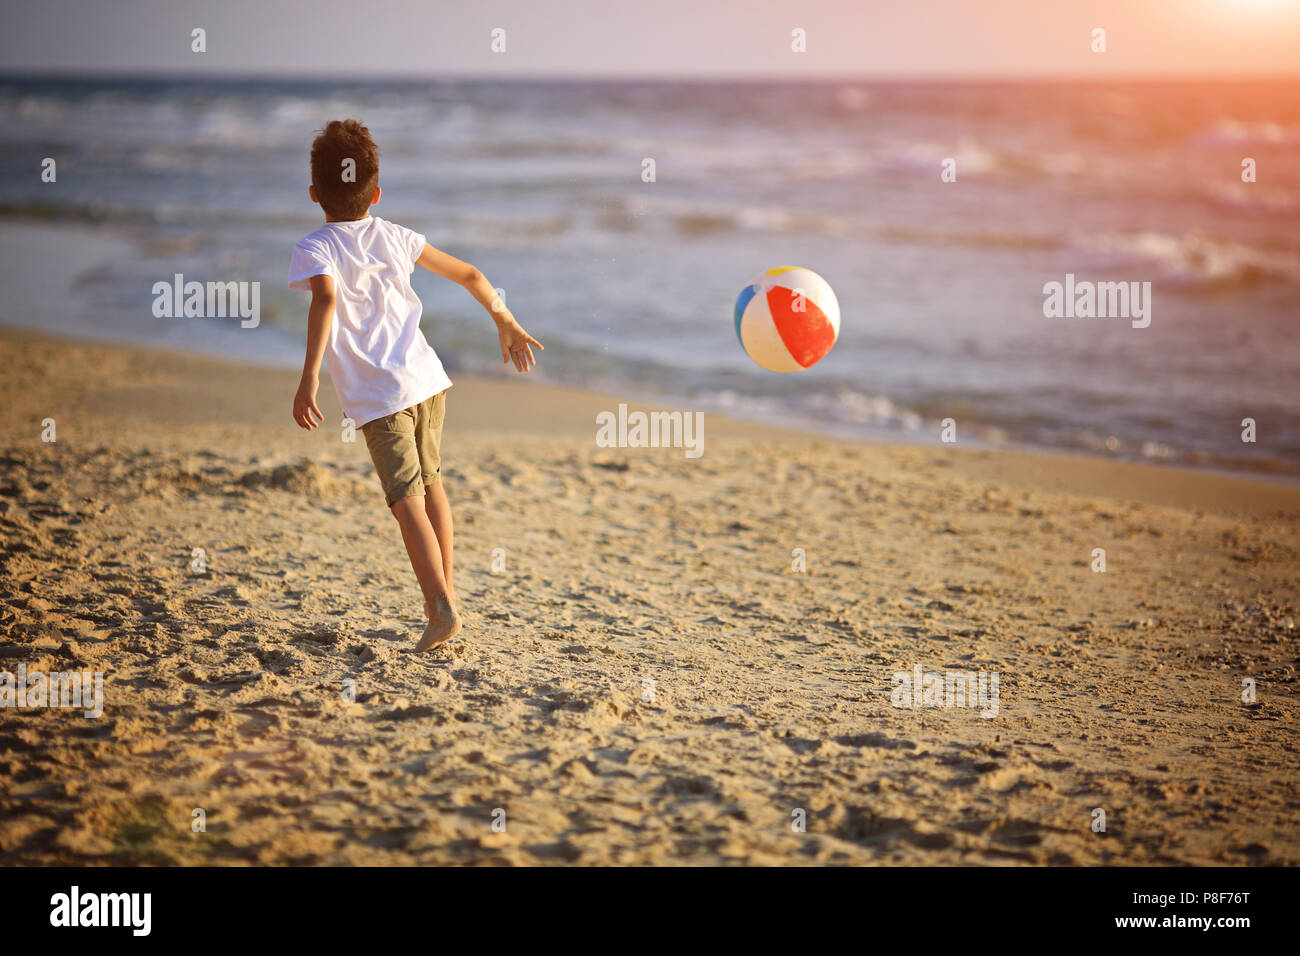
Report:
289,119,542,651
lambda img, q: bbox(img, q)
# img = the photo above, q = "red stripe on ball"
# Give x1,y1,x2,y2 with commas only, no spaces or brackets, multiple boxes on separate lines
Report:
767,287,835,368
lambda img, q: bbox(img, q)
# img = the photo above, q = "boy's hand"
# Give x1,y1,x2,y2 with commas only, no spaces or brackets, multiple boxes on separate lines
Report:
293,379,324,430
497,318,544,373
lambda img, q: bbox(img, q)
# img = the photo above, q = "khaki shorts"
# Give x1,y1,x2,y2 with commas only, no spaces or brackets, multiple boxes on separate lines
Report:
361,390,447,507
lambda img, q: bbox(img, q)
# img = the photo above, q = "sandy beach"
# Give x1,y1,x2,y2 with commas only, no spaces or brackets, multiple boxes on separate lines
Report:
0,326,1296,866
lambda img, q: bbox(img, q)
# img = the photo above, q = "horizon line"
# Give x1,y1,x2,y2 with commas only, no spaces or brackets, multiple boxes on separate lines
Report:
3,68,1299,85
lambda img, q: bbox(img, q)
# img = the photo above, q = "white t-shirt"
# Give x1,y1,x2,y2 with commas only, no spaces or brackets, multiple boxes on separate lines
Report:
288,216,452,426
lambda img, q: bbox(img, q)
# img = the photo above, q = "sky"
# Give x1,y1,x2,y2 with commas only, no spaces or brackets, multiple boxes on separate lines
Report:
1,0,1298,78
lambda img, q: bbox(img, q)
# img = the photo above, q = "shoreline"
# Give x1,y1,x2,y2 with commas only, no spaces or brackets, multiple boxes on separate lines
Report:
2,323,1296,517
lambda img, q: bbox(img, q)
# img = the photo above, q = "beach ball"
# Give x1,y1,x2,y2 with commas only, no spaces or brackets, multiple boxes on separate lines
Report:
734,266,840,372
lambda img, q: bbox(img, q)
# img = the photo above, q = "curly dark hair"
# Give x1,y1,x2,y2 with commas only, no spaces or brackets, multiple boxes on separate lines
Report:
310,119,379,220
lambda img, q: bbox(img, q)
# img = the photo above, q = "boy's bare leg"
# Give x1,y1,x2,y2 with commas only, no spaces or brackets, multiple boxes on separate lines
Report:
389,495,461,651
423,481,456,612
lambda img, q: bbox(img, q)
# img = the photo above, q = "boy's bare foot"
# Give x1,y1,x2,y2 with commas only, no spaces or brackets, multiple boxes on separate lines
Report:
416,596,461,652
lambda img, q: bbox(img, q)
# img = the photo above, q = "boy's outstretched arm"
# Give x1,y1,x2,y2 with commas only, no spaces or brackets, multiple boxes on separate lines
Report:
293,274,334,430
416,243,543,372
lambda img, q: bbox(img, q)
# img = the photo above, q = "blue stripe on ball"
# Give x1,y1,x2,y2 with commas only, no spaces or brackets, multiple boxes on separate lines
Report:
734,282,758,344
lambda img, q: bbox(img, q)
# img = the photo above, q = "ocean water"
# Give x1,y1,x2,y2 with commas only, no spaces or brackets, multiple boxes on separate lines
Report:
1,76,1297,474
